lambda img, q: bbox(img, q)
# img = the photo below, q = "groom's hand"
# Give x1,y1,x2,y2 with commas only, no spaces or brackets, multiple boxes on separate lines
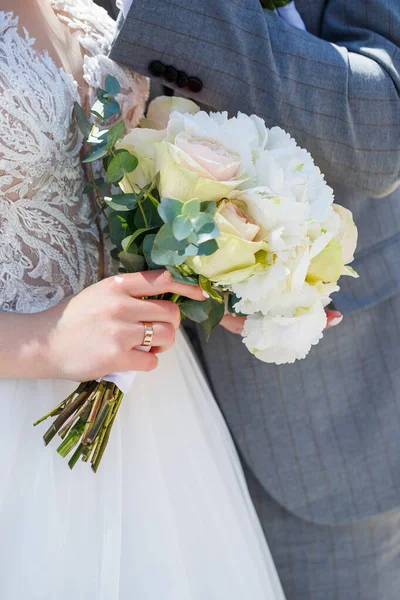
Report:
220,310,343,335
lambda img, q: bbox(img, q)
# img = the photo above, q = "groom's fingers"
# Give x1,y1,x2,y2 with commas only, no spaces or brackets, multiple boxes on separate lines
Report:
220,314,246,335
221,310,345,336
325,310,343,329
112,270,205,302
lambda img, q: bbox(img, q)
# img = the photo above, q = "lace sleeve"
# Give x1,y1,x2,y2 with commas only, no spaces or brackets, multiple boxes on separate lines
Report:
0,12,101,313
51,0,149,129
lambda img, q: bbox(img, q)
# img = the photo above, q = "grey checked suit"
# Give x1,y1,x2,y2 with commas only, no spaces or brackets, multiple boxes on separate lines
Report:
110,1,400,597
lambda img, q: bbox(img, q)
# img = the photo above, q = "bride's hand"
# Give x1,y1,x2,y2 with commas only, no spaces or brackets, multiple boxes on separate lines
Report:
37,270,204,380
220,309,343,335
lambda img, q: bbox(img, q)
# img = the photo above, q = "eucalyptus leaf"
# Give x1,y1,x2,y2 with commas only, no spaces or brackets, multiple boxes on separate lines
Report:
154,222,187,252
122,228,154,252
103,99,121,119
73,102,91,138
99,120,125,151
183,244,199,256
105,75,121,96
200,201,217,216
191,212,215,233
172,215,193,241
82,143,108,163
151,242,186,267
158,198,183,223
91,98,120,120
142,234,160,269
179,299,211,323
196,224,220,244
197,239,219,256
182,199,200,219
200,299,225,339
104,193,138,212
167,266,198,286
108,212,128,247
118,251,146,273
106,151,138,183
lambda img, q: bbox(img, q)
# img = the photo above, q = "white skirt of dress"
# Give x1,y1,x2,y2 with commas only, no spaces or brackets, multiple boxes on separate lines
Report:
0,329,285,600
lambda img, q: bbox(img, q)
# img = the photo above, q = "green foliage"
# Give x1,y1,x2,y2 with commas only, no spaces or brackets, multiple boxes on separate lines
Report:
151,197,220,267
106,151,138,184
179,297,225,338
79,75,225,333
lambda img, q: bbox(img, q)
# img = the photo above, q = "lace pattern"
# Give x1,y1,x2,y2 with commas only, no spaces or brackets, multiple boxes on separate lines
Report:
0,5,148,314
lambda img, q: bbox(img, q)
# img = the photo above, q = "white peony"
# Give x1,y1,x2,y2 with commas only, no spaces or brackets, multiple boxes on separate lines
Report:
242,302,327,364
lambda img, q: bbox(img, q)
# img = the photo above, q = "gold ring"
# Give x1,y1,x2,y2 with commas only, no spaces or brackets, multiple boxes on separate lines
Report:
142,322,154,347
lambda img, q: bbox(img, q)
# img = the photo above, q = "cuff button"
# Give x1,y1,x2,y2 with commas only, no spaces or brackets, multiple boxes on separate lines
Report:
148,60,165,77
164,65,178,83
187,77,203,93
176,71,189,88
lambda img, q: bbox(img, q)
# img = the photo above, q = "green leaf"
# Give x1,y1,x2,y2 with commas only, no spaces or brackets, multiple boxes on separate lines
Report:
151,243,186,266
200,201,217,216
99,120,125,151
108,212,128,247
134,197,164,229
91,98,121,120
118,251,146,273
82,143,108,163
158,198,183,223
179,299,211,323
182,199,200,219
73,102,91,138
105,75,121,96
142,234,160,269
167,266,198,286
183,244,199,256
191,213,214,233
122,228,154,252
154,222,187,252
197,239,219,256
199,275,224,303
227,292,246,316
106,151,138,183
200,299,225,339
172,215,194,241
151,224,188,266
179,297,225,337
104,193,139,212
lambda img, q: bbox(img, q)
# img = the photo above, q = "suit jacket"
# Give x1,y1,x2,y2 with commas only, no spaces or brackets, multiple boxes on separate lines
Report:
110,0,400,525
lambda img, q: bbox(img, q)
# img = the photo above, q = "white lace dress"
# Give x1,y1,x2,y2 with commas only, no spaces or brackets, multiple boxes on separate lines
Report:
0,3,285,599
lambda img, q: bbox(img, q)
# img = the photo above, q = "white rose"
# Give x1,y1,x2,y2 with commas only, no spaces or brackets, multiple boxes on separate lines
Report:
140,96,200,130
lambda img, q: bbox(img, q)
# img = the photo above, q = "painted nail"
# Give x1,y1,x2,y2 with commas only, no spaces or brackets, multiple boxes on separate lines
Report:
328,315,343,328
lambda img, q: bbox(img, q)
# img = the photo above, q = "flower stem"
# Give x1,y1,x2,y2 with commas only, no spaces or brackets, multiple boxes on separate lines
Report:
91,390,124,472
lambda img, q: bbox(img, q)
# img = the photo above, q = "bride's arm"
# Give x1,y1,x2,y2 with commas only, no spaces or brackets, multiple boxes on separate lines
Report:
0,271,204,381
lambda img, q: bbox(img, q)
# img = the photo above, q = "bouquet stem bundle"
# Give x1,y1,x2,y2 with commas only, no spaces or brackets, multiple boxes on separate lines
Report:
34,381,122,472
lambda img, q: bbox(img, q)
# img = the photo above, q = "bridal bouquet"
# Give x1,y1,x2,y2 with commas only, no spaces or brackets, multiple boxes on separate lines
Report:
35,77,358,471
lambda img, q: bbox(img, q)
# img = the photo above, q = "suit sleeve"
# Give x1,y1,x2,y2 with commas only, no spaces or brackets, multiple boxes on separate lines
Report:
109,0,400,197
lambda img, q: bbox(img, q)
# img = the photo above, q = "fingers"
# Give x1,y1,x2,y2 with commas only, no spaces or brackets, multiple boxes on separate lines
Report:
325,310,343,329
112,270,205,302
119,348,159,372
220,313,246,335
221,310,344,334
132,299,182,330
127,321,176,351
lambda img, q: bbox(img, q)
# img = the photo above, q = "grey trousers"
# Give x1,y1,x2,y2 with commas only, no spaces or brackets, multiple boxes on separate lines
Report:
244,466,400,600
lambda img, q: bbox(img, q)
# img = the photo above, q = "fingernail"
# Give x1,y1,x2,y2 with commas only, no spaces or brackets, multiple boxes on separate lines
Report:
328,315,343,328
202,290,210,299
